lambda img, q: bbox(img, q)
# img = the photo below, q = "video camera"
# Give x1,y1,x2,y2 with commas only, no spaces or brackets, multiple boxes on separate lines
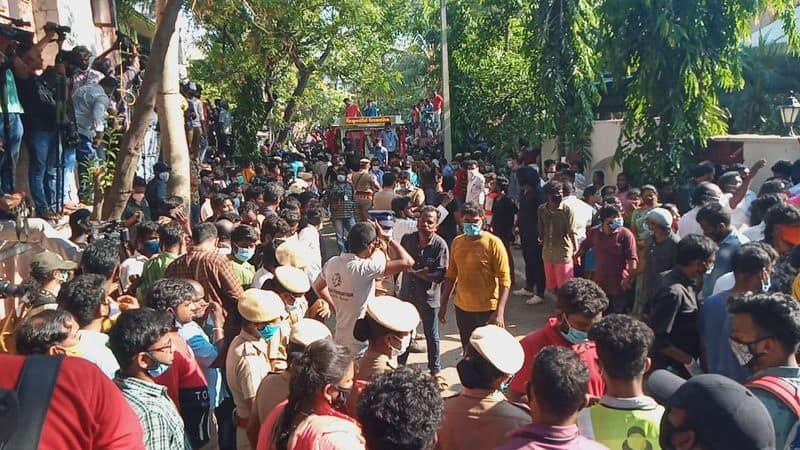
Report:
89,220,130,244
117,32,134,52
0,23,32,55
0,278,29,298
43,22,70,41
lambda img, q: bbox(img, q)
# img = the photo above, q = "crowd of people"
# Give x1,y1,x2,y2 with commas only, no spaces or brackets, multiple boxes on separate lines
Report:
7,94,800,450
0,24,147,218
0,20,235,221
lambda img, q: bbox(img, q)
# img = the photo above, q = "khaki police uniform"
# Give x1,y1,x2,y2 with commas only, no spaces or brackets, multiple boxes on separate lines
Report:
266,321,290,372
438,388,531,450
225,330,270,450
355,348,397,381
228,288,287,450
254,371,291,425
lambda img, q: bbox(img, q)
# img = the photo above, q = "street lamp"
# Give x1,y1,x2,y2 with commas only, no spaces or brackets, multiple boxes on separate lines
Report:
779,92,800,136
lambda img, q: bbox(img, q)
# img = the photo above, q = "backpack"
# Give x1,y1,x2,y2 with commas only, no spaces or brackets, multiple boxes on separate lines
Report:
0,355,63,449
747,376,800,450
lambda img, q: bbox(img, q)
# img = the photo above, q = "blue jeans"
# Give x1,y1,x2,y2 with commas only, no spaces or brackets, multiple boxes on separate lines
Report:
0,113,23,193
332,216,355,252
398,303,441,373
27,130,58,213
76,134,98,201
62,145,78,205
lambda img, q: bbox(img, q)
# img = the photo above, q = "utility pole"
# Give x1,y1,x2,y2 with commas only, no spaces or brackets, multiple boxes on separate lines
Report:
440,0,453,161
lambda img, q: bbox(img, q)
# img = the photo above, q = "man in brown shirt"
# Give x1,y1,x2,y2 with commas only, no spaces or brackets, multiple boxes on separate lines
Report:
352,158,381,221
372,172,399,211
164,222,244,354
537,181,578,295
397,170,425,207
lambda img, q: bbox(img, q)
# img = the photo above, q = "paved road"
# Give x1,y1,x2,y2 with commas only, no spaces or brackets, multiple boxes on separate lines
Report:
319,225,553,393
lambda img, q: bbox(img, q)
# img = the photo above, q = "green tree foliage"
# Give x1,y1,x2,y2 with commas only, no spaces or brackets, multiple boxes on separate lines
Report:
527,0,604,164
443,0,540,154
189,0,418,156
601,0,799,182
720,38,800,134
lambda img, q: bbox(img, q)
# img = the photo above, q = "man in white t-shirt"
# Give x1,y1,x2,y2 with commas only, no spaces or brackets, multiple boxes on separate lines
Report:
562,182,594,244
718,171,757,230
679,161,766,238
465,160,485,207
678,182,727,238
313,221,415,354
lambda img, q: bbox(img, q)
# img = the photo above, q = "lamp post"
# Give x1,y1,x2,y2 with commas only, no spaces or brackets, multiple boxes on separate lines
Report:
779,92,800,136
440,0,452,161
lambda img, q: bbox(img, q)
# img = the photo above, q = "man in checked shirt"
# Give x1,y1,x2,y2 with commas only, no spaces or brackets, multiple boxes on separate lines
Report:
164,222,244,358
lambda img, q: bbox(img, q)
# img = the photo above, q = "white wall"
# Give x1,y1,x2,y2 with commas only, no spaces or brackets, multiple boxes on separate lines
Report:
540,124,800,192
541,119,625,184
714,134,800,189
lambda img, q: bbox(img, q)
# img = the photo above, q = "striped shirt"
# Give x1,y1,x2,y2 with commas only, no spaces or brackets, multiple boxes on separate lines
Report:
115,376,191,450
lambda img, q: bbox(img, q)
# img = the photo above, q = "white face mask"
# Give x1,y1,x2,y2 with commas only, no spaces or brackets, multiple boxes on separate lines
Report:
337,174,346,183
390,334,411,357
159,172,170,182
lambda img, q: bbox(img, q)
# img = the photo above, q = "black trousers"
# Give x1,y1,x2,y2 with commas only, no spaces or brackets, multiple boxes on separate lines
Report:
520,235,546,295
455,306,493,352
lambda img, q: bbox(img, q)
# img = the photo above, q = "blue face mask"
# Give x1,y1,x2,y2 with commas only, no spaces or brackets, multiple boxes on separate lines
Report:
259,324,281,341
609,217,624,230
235,247,255,262
146,353,171,378
144,239,160,255
463,222,482,237
560,315,589,344
500,375,514,393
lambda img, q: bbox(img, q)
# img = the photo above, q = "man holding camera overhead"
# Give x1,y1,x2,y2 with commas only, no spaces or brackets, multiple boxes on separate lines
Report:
0,24,59,196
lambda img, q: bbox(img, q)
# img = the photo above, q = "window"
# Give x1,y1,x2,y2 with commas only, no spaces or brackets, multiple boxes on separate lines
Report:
90,0,116,27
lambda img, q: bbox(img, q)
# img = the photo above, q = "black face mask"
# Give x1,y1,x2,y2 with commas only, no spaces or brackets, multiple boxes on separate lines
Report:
551,194,563,204
659,412,702,450
332,385,351,412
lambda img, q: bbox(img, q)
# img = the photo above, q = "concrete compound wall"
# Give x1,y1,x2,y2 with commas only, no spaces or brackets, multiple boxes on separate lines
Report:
541,120,800,192
541,119,626,185
713,135,800,189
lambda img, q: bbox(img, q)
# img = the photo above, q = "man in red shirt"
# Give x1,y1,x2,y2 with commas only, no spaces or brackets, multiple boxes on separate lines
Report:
453,157,469,203
344,98,361,117
432,89,444,132
507,278,608,402
0,354,144,449
577,204,638,314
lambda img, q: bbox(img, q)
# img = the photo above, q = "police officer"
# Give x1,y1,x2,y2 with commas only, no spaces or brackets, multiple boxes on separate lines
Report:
437,325,531,450
225,288,286,450
262,266,312,373
353,295,420,381
247,318,332,447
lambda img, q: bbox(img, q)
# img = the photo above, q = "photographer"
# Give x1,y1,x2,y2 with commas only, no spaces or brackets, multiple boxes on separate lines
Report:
68,45,99,91
28,249,76,306
16,28,62,218
0,25,56,194
72,74,116,200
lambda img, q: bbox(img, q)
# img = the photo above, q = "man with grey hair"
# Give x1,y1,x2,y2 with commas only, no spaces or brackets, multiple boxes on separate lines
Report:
631,207,680,316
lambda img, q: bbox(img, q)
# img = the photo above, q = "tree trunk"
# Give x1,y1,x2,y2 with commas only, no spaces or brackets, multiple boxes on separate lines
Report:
102,0,183,219
276,67,312,144
158,3,190,213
